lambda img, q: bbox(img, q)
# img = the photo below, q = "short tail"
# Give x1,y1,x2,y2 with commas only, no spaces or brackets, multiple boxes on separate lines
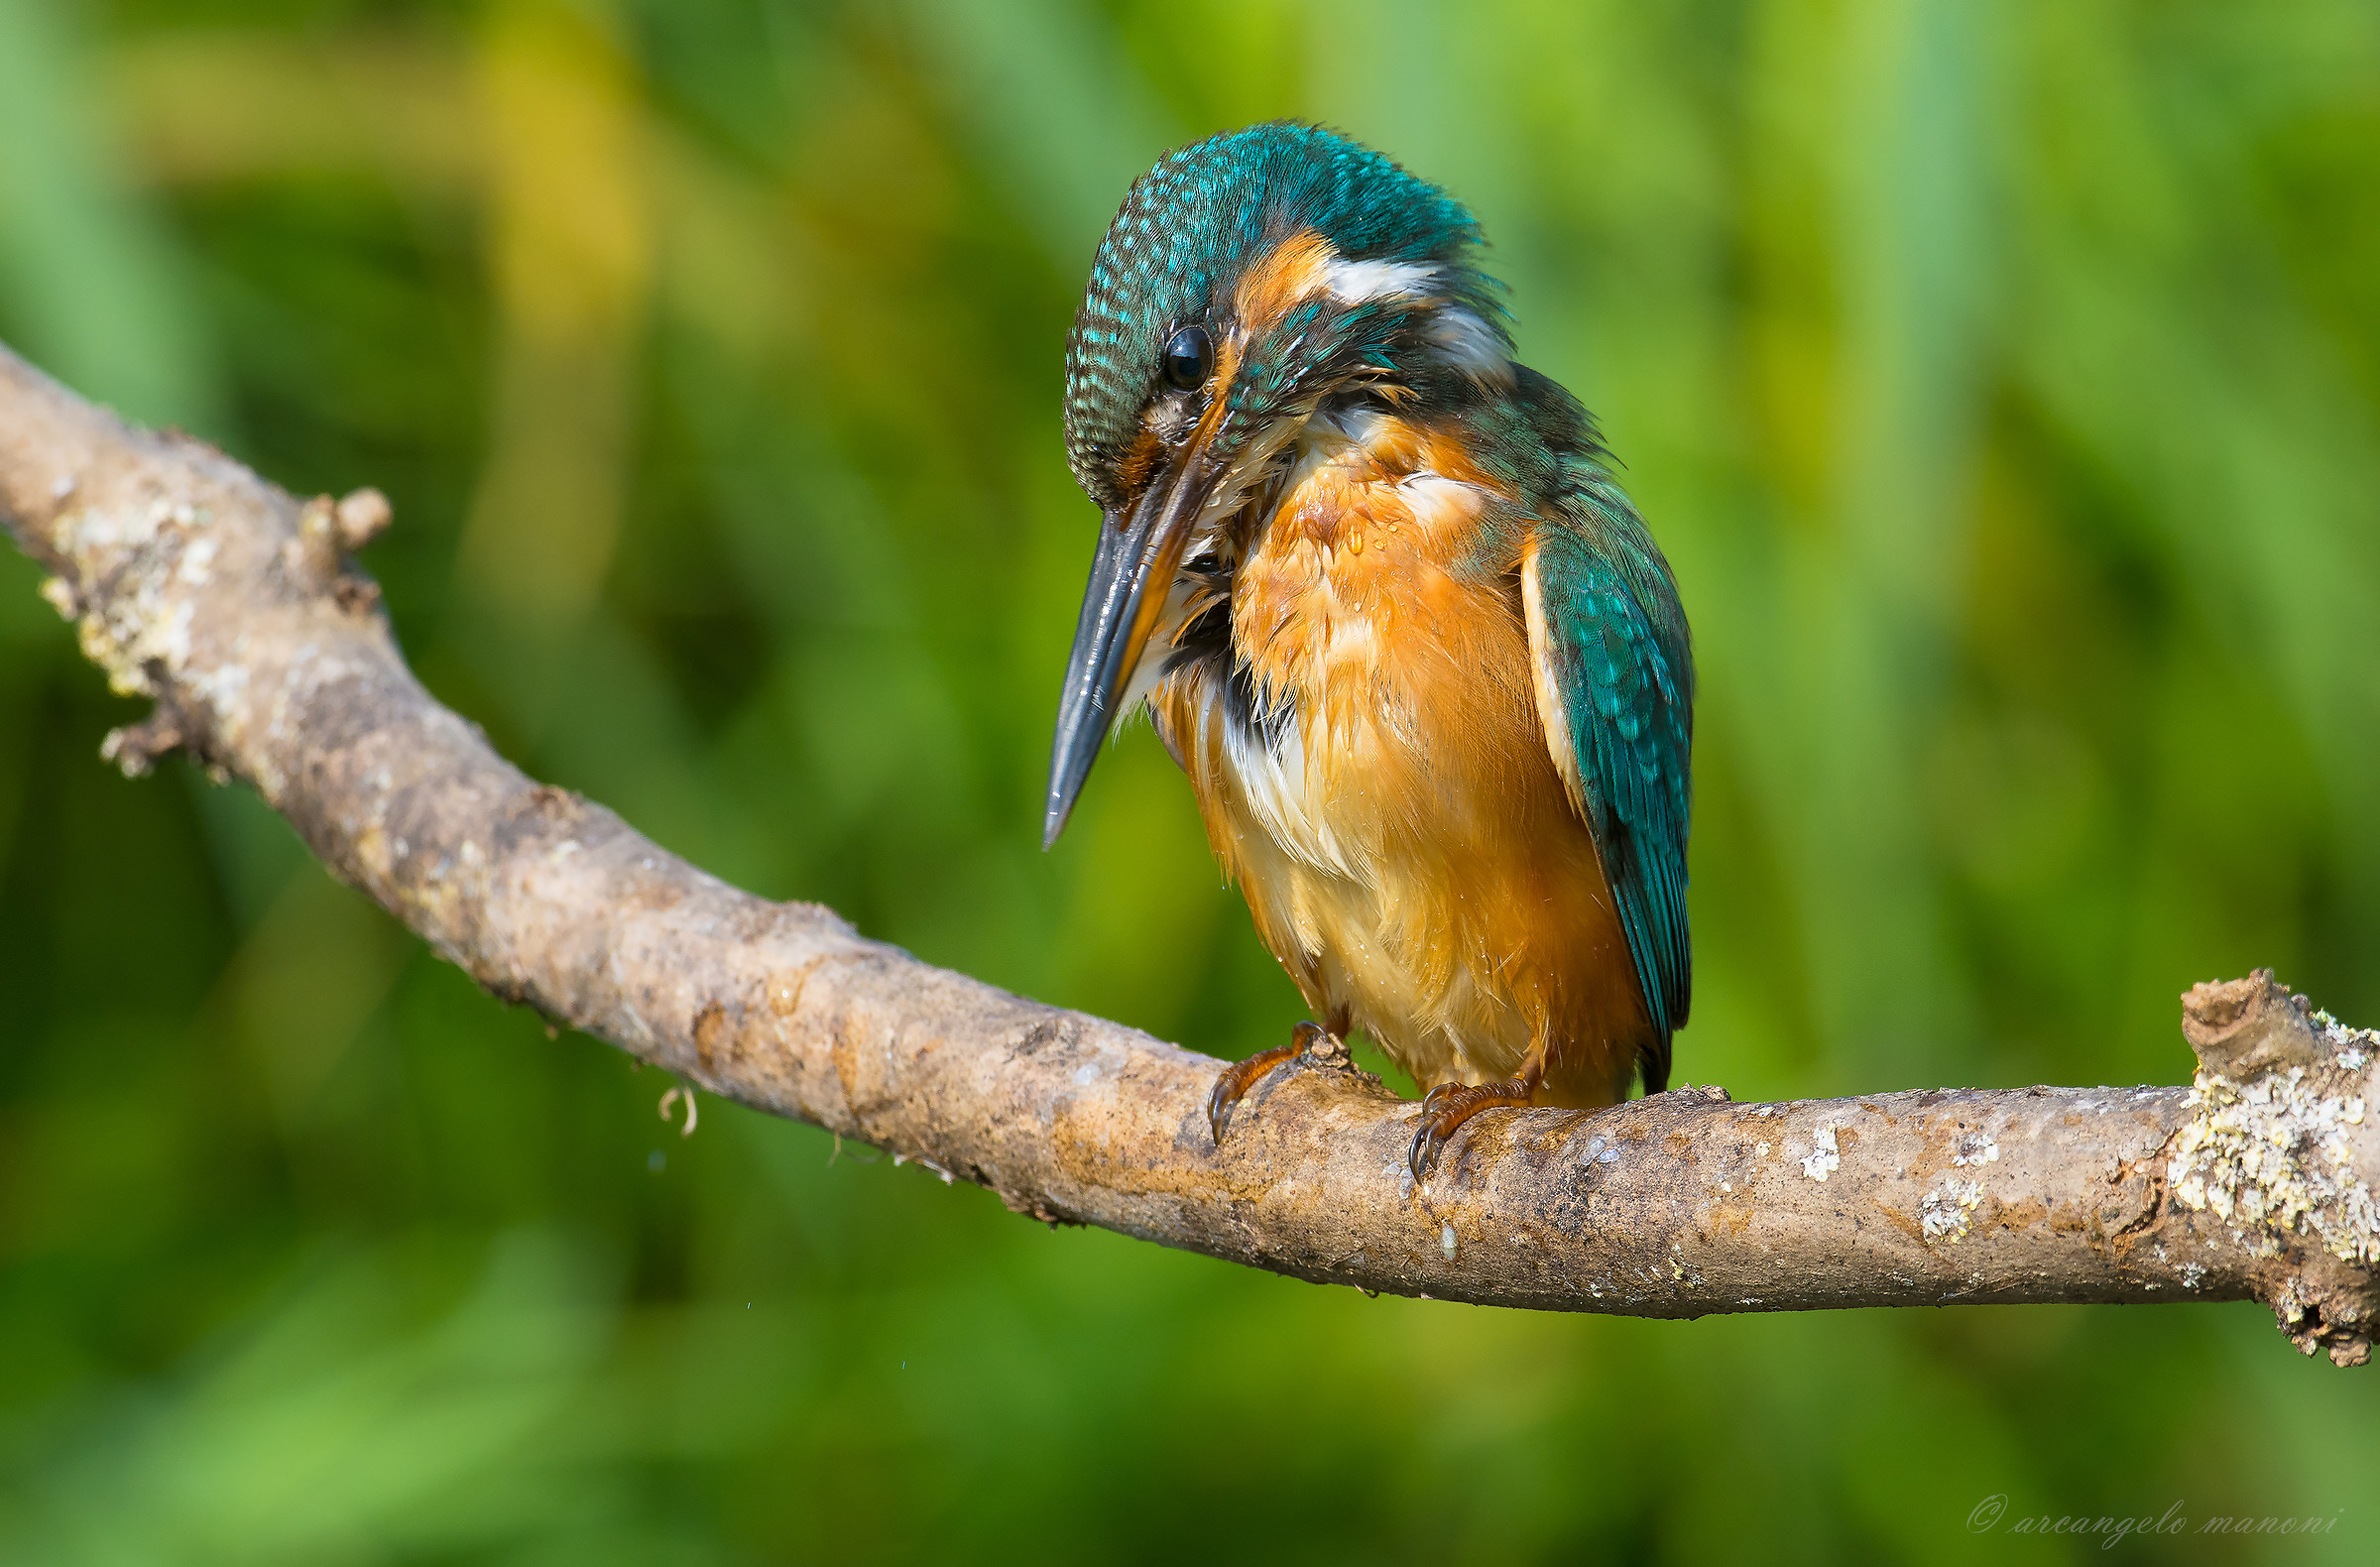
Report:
1637,1034,1672,1096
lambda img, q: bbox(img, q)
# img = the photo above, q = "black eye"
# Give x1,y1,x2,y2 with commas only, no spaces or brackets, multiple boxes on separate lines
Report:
1161,325,1212,392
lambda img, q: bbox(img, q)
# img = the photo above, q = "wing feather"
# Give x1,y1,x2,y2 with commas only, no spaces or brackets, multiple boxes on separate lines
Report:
1519,488,1694,1089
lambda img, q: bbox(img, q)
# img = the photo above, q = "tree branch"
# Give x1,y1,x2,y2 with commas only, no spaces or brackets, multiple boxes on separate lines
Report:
3,341,2375,1364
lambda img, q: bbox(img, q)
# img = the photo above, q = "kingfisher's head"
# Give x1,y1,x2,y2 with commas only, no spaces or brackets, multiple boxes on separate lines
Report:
1044,121,1510,845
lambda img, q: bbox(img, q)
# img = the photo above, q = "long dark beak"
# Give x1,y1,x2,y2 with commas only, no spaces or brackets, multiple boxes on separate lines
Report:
1043,449,1222,848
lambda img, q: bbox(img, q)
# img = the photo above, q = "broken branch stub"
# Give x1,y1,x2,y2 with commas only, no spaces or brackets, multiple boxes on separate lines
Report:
1,340,2375,1360
2171,972,2379,1364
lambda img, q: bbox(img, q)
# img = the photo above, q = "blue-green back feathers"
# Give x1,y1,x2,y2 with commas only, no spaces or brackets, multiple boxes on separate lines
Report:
1520,427,1694,1085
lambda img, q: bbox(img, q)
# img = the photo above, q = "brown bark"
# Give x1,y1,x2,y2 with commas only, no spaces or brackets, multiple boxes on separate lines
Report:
3,341,2374,1364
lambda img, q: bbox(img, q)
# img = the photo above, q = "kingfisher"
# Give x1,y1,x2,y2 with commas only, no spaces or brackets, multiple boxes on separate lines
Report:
1044,123,1693,1180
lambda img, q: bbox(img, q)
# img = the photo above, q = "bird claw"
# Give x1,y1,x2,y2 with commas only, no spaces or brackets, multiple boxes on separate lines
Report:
1207,1023,1348,1146
1407,1077,1537,1184
1406,1083,1461,1183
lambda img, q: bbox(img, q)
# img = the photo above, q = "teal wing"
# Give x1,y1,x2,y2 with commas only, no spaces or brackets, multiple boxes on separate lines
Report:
1521,486,1694,1089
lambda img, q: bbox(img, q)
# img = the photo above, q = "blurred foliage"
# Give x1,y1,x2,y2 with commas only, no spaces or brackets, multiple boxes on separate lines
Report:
2,0,2377,1561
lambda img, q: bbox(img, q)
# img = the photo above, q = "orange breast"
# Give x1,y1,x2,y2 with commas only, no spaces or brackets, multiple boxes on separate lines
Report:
1151,412,1651,1106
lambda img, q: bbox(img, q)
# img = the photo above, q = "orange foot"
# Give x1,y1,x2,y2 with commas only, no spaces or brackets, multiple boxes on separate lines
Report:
1207,1020,1350,1145
1408,1061,1545,1182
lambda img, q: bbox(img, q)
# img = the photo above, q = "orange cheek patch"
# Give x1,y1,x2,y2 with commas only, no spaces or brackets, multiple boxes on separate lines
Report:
1234,229,1337,330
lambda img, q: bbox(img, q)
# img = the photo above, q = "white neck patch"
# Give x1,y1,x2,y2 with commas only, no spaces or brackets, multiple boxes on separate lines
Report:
1319,256,1440,305
1425,306,1513,385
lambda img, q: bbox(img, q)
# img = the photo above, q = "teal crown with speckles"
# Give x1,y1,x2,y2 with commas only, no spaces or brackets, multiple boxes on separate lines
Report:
1063,122,1496,510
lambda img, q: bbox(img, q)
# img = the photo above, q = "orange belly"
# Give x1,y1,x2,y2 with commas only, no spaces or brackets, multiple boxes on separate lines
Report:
1150,412,1651,1106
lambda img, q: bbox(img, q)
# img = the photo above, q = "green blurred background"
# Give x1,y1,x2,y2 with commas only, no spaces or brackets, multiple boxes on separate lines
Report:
2,0,2376,1561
